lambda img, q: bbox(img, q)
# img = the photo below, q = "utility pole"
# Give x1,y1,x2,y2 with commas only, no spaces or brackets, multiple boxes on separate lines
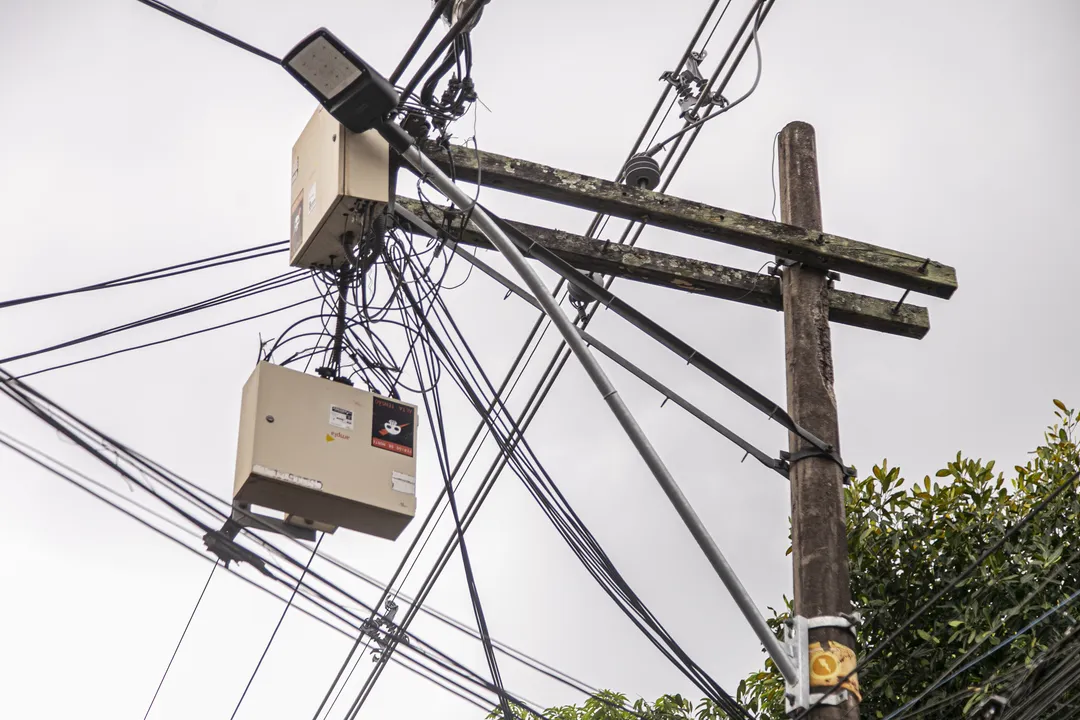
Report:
779,121,860,719
392,126,955,713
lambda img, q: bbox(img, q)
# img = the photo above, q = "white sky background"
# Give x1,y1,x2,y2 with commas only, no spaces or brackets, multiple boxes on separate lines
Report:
1,0,1078,718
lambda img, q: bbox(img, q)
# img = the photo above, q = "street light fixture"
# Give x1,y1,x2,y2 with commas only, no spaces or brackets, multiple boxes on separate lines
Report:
282,28,399,134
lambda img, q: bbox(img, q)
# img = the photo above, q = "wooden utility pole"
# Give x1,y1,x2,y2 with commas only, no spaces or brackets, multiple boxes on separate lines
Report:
779,121,859,719
397,129,956,714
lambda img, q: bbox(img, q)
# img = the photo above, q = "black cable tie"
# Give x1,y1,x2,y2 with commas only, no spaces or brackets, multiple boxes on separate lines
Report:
779,448,856,483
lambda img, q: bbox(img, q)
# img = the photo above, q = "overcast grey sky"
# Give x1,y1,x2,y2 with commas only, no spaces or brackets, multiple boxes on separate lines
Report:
1,1,1078,719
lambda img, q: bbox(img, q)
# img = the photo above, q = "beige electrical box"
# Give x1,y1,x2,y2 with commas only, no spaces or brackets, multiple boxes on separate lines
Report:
233,362,418,539
290,106,392,269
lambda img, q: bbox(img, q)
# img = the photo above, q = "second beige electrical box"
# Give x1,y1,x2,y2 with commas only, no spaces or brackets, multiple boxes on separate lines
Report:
234,362,418,539
290,106,391,269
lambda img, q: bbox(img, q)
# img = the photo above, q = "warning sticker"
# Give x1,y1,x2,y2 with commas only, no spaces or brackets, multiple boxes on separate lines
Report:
330,405,355,430
307,182,318,214
391,471,416,495
371,397,415,457
808,641,861,701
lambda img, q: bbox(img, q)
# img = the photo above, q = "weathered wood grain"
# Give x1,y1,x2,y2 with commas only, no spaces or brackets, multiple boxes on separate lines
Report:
397,198,930,339
421,143,958,299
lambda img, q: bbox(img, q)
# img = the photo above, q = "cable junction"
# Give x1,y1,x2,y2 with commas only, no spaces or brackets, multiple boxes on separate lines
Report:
386,124,798,687
0,369,558,719
18,2,798,718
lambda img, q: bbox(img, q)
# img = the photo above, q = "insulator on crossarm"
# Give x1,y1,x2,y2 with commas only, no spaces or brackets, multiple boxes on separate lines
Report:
622,153,661,190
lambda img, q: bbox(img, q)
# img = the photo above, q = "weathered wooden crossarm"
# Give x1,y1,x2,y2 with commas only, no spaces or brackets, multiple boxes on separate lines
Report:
397,198,930,339
421,143,958,300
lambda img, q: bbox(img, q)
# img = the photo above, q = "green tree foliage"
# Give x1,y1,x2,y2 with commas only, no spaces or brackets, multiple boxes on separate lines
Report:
498,402,1080,720
491,691,740,720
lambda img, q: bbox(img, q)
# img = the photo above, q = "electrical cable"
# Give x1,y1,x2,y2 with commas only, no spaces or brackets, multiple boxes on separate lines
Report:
803,468,1080,716
418,0,780,518
0,242,287,311
311,234,478,720
143,561,219,720
120,1,777,716
352,12,784,693
0,379,540,720
14,295,320,381
646,0,766,156
390,0,453,84
342,21,765,686
0,255,557,716
1000,629,1080,720
404,316,514,720
0,270,309,366
329,263,572,719
483,0,778,509
132,0,281,63
598,0,730,194
0,428,521,712
338,248,754,720
483,205,839,458
229,535,325,720
880,542,1080,720
702,0,736,49
400,217,786,475
398,0,488,106
0,379,551,718
897,541,1080,713
0,434,351,640
884,588,1080,720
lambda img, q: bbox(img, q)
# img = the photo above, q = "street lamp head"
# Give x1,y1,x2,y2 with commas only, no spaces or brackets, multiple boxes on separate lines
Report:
283,28,399,134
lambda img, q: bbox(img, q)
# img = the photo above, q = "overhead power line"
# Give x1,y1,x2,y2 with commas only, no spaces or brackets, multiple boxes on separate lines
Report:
0,241,287,311
132,0,281,63
0,427,518,712
804,467,1080,716
1,271,309,367
0,370,554,720
144,562,219,720
397,0,488,105
230,535,324,720
15,296,320,381
330,231,754,720
79,1,778,716
390,0,453,84
646,0,765,156
884,587,1080,720
323,3,776,717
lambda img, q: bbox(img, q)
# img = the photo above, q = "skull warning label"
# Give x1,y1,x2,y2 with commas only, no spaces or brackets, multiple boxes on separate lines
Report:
371,397,415,457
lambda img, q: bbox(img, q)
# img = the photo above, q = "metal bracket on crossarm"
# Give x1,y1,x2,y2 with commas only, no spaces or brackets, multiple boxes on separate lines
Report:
784,613,862,716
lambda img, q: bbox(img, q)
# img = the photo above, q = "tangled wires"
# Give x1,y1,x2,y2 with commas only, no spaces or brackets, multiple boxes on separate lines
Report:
260,197,472,399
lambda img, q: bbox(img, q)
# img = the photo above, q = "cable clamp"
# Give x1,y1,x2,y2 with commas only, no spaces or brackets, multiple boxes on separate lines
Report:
780,448,856,483
202,519,271,576
807,612,862,631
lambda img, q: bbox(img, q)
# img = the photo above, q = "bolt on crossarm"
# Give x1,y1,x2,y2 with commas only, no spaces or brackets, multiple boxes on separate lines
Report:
378,120,799,687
